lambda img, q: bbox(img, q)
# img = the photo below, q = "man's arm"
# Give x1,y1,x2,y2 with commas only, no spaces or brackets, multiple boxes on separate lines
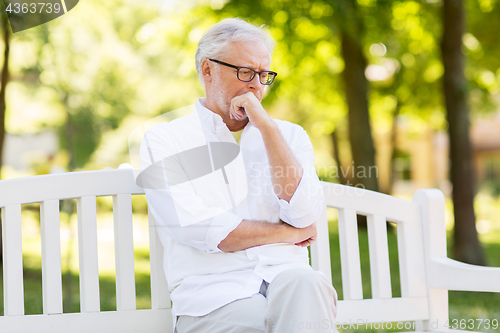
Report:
259,121,303,202
230,92,324,229
218,219,316,252
230,93,303,202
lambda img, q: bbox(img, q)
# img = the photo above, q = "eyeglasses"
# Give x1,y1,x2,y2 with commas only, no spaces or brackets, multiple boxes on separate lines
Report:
209,59,278,85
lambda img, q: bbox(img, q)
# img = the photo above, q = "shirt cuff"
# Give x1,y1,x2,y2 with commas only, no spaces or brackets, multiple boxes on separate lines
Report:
205,210,243,253
277,170,324,228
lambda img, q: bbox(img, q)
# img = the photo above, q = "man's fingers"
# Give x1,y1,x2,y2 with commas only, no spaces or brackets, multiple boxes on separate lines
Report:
295,237,316,247
230,97,247,120
297,240,310,247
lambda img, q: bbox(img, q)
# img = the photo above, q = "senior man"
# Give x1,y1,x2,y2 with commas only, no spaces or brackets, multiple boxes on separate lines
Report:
140,18,338,333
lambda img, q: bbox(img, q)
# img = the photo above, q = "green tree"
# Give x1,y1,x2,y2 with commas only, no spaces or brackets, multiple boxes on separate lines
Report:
327,0,379,192
442,0,485,265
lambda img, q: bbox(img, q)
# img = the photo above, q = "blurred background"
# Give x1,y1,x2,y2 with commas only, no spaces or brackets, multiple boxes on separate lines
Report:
0,0,499,329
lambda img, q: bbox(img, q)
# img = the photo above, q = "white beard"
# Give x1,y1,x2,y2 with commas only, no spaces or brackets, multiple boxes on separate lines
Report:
211,73,232,118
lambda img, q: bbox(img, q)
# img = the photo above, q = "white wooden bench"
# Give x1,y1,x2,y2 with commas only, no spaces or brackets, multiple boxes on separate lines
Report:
1,169,499,332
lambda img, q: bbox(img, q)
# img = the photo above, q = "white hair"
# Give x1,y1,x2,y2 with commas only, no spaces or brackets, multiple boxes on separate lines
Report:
195,18,275,86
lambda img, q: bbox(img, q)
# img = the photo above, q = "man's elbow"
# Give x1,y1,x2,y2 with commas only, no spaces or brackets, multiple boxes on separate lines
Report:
281,196,324,228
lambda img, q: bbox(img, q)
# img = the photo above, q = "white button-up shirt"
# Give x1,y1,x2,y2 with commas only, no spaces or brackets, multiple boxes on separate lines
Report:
139,98,324,318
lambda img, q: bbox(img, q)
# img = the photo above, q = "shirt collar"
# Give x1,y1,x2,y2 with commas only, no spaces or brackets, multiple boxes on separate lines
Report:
195,98,224,134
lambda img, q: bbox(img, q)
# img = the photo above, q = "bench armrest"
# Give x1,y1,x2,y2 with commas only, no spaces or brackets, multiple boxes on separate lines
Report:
428,257,500,292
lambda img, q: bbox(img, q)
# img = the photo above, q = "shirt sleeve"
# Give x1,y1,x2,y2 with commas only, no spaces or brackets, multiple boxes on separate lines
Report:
276,125,325,228
139,125,243,253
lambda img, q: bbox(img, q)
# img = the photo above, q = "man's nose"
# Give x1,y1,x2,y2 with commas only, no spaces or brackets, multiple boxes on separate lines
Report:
247,73,263,89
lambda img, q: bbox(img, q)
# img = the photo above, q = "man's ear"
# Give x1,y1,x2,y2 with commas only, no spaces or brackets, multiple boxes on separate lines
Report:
201,59,212,83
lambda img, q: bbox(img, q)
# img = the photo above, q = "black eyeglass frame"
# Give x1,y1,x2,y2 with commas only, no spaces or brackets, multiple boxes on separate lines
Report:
209,58,278,85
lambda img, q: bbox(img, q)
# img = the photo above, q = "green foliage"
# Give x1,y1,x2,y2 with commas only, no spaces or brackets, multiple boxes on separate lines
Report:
5,0,500,172
219,0,345,143
466,0,500,113
7,0,210,170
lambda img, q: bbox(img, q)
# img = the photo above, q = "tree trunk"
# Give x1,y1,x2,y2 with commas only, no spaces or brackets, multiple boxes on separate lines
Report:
388,102,402,195
340,29,379,193
441,0,485,265
331,129,347,185
333,0,378,230
0,9,10,177
0,10,11,262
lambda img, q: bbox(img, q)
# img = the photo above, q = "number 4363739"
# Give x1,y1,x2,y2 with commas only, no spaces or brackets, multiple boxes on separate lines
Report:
445,319,498,330
6,2,63,14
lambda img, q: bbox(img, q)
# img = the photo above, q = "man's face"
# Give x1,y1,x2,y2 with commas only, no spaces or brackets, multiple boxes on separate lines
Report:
204,40,271,122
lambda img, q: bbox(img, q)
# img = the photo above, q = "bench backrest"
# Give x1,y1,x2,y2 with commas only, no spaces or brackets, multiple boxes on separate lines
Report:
315,182,432,326
0,169,440,331
0,169,171,332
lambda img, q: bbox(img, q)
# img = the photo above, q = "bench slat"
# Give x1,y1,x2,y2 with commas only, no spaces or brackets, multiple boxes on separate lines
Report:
0,169,144,207
77,196,100,312
397,217,428,298
310,206,332,285
414,189,450,330
338,208,363,300
1,204,25,316
148,207,171,310
40,199,63,314
367,214,392,299
113,194,137,311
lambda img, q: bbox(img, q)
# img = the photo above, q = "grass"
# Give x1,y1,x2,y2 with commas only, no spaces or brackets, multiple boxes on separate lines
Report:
0,266,153,315
1,206,499,332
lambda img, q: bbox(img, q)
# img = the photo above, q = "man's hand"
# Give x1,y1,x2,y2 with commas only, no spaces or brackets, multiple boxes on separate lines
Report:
283,221,317,247
229,92,272,130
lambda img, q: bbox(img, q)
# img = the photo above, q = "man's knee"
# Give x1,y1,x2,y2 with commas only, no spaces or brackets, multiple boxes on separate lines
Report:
273,268,329,289
177,294,267,333
270,268,337,310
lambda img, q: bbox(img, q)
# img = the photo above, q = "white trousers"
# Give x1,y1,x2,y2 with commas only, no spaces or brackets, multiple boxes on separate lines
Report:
175,268,338,333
